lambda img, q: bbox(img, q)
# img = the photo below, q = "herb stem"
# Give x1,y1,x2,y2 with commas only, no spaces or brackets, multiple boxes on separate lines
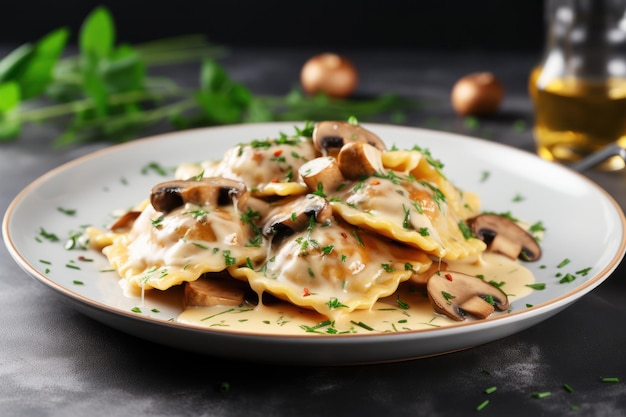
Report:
19,89,190,122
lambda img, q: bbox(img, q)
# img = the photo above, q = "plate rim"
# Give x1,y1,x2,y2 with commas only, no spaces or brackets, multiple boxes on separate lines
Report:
4,122,626,361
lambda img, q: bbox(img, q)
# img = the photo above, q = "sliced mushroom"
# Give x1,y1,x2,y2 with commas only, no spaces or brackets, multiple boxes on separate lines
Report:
299,156,347,193
108,210,141,231
467,214,542,261
337,141,385,180
312,120,386,157
262,194,333,239
408,261,447,286
150,177,248,214
426,271,509,321
184,274,249,307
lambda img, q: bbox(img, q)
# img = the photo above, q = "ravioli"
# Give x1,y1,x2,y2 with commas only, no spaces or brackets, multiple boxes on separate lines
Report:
103,202,267,293
230,219,433,319
200,133,317,197
328,149,486,260
93,121,492,322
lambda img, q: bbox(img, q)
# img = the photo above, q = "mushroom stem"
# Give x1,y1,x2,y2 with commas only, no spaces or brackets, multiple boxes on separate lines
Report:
458,295,496,319
490,234,523,260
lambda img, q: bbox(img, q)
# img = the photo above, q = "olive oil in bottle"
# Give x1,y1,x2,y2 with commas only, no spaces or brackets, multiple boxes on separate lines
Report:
529,66,626,170
529,0,626,170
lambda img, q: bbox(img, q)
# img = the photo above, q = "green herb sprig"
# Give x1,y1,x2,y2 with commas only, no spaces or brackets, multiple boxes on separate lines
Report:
0,6,419,147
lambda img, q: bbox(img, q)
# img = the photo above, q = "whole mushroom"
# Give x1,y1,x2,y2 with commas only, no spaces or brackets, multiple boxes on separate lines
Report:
300,53,358,98
451,72,504,116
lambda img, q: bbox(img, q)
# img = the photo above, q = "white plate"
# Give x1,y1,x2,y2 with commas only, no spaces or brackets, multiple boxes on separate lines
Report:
4,122,626,365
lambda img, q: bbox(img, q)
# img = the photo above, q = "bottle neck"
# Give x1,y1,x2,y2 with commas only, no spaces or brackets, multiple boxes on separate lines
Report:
541,0,625,80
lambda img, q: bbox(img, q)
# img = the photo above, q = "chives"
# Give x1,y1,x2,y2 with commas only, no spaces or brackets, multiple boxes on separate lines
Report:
526,283,546,290
557,258,570,268
476,400,489,411
484,386,497,394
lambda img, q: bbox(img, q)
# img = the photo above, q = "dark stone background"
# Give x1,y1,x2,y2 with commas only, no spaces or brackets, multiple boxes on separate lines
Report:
1,0,545,51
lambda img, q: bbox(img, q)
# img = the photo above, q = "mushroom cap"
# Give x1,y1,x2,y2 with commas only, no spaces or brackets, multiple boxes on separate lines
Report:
150,177,248,214
312,121,386,157
298,156,347,194
262,194,333,239
467,214,542,261
426,270,509,321
337,141,385,180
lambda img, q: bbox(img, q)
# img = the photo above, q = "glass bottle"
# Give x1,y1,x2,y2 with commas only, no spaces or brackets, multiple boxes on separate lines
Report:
529,0,626,170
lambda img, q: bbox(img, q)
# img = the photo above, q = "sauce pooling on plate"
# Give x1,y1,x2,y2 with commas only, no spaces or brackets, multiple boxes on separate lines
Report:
87,120,542,334
177,253,535,335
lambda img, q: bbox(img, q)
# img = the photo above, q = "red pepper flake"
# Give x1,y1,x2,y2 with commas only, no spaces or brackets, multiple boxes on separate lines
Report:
371,179,380,185
271,177,279,183
303,287,311,297
445,273,454,281
341,232,348,239
273,149,283,157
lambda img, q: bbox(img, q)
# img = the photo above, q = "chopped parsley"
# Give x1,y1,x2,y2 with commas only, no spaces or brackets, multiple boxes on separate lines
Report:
458,220,473,239
326,297,349,310
222,250,237,266
526,283,546,290
442,291,456,304
57,207,76,216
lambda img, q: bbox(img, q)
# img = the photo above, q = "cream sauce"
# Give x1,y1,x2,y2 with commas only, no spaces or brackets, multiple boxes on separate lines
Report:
177,252,535,335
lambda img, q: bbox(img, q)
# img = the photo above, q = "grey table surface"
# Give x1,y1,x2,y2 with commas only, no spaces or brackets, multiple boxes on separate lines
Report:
2,47,626,417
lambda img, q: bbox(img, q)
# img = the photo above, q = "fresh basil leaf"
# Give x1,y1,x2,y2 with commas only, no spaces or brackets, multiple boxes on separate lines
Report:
0,81,20,111
102,45,145,93
244,98,274,122
0,82,22,139
229,83,252,106
19,27,69,99
81,53,108,116
0,112,21,140
200,60,229,91
0,43,34,84
80,6,115,58
195,91,243,124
